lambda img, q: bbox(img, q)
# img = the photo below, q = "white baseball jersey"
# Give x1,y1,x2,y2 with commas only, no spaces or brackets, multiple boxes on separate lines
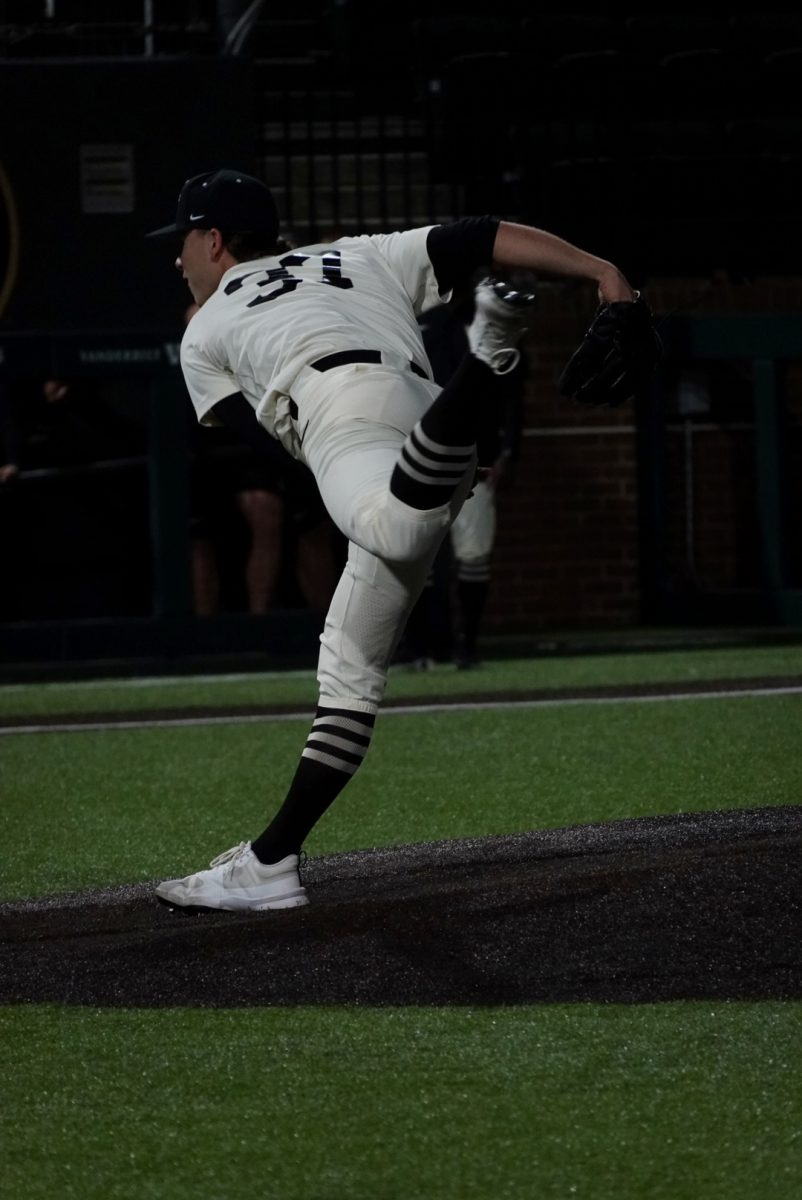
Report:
181,226,447,460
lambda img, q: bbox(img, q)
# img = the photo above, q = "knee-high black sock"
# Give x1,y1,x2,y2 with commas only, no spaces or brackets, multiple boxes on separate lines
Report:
402,567,436,661
458,580,490,655
457,557,491,656
390,357,493,510
250,704,376,863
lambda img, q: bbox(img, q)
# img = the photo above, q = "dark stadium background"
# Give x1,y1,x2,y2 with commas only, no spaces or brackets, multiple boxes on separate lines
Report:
1,2,801,673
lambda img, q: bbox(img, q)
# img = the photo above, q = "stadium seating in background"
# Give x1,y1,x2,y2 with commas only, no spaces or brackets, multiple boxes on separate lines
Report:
725,117,802,156
622,12,729,57
655,48,754,124
519,13,624,60
539,144,801,285
539,156,624,263
629,151,802,280
411,14,522,91
544,48,651,156
728,12,802,57
628,120,724,161
4,4,801,279
431,50,532,214
759,47,802,120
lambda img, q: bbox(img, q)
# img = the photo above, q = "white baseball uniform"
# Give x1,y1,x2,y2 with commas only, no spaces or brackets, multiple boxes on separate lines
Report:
449,476,496,568
180,229,476,712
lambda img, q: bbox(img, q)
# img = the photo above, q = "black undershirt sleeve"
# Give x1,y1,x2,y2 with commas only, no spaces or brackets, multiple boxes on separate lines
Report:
426,216,501,293
210,392,287,465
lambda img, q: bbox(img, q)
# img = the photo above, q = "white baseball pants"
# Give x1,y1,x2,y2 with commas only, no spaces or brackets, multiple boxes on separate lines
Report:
290,362,476,712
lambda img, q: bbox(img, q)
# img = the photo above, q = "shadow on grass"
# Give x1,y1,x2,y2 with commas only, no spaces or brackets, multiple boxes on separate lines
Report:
2,806,800,1007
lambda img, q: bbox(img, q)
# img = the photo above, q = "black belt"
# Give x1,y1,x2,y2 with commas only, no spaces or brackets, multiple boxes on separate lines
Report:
310,350,429,379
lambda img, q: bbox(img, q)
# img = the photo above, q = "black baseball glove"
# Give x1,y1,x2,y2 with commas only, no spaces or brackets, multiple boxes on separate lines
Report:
558,295,662,406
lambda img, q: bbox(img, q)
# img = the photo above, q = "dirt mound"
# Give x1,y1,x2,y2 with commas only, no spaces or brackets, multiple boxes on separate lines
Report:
2,806,800,1007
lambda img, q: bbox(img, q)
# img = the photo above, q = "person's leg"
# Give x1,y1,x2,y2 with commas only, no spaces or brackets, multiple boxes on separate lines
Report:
387,355,493,512
455,565,491,666
252,349,490,859
188,463,222,616
155,370,467,911
295,357,495,567
190,536,220,615
154,532,457,911
398,539,454,668
449,478,496,668
235,486,284,613
155,283,533,909
399,561,437,668
255,299,530,854
295,518,339,614
250,532,453,863
250,364,487,863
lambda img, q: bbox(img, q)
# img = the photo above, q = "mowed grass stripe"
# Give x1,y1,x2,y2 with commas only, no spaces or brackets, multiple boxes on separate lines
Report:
1,643,802,717
2,1003,800,1200
2,694,800,901
2,678,802,735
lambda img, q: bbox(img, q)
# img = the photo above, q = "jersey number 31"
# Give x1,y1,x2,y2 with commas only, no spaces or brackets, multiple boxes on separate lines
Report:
224,251,354,308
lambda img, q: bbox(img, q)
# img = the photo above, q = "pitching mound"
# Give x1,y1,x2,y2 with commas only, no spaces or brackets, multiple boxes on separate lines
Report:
2,806,800,1008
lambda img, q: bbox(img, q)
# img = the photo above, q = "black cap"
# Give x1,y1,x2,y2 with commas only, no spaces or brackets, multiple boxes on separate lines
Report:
146,169,279,241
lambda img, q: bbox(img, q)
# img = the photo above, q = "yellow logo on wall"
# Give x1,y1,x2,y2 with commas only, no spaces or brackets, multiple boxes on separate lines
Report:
0,161,20,320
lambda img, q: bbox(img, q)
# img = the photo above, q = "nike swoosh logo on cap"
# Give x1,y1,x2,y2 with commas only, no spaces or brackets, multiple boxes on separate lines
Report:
189,213,205,220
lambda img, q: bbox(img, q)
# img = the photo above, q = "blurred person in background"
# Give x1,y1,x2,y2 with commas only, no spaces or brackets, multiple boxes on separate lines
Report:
183,301,340,617
403,278,528,669
0,375,144,476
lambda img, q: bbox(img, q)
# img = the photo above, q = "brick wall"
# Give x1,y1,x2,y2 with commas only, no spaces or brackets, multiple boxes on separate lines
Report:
483,276,802,632
784,361,802,587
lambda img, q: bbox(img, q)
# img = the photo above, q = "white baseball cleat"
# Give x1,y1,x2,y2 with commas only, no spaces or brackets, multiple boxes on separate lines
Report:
155,843,309,912
468,277,536,375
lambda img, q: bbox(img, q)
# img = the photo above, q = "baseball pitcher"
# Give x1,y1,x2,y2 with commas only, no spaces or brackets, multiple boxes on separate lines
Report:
147,169,656,911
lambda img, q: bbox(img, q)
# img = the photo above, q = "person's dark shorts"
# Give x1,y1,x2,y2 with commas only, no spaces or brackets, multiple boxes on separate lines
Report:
191,445,328,536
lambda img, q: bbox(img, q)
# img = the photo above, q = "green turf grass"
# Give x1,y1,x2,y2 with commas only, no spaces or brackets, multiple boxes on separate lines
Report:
3,659,801,1200
2,1002,800,1200
2,694,800,900
0,643,800,718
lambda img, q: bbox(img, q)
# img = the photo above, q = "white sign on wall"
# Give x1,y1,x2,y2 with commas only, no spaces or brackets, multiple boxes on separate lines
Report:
80,144,134,214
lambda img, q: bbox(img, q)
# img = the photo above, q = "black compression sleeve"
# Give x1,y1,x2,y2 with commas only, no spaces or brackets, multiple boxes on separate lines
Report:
210,392,287,464
426,216,501,293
